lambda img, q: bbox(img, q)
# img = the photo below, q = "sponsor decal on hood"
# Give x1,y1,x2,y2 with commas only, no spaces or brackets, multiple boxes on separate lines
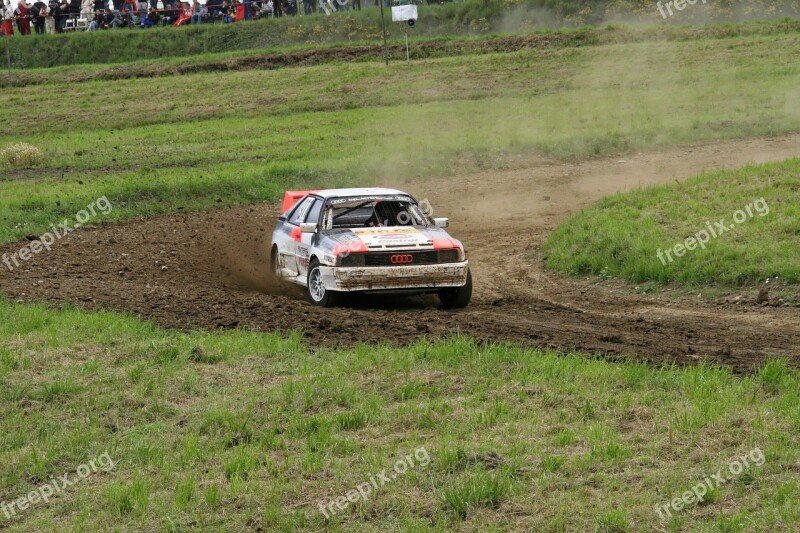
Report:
350,228,432,248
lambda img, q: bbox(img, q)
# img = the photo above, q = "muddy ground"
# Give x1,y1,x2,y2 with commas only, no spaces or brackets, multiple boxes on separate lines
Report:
2,135,800,372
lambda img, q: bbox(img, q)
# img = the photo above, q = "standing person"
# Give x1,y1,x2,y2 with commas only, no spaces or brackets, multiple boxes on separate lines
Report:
272,0,280,16
80,0,92,21
1,0,13,35
31,0,46,33
92,0,105,13
67,0,79,25
189,0,202,23
45,0,56,32
14,0,31,35
49,0,63,31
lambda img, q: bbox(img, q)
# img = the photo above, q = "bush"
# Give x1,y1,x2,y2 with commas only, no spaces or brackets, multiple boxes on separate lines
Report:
2,142,45,167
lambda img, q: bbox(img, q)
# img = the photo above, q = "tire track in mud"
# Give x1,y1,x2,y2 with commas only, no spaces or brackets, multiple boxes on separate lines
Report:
1,135,800,372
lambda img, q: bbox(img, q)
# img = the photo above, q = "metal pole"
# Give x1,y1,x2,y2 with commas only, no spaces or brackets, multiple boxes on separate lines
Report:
404,30,408,62
379,0,388,66
4,35,10,87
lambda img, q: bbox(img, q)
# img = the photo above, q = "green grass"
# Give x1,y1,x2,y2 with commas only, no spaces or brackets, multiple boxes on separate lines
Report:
2,28,800,244
7,0,800,70
542,158,800,287
0,298,798,530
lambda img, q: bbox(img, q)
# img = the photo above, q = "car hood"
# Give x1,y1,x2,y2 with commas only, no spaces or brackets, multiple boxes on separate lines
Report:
321,226,458,251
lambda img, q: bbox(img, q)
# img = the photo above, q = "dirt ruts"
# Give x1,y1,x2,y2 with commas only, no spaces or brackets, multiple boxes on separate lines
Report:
1,135,799,372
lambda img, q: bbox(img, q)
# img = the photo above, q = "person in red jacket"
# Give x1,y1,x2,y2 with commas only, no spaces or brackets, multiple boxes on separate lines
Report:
14,0,32,35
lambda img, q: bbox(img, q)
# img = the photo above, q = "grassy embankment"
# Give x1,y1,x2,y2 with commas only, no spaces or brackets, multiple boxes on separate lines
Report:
543,159,800,289
8,0,800,69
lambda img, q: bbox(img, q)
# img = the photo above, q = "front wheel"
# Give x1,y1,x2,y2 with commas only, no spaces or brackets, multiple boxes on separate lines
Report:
438,269,472,309
307,259,339,307
268,246,282,285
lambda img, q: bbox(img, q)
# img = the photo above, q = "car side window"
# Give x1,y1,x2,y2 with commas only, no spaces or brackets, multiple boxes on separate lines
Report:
288,197,314,226
305,199,323,226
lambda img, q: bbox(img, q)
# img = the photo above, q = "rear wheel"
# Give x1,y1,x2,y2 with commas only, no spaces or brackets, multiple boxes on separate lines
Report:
307,259,339,307
438,268,472,309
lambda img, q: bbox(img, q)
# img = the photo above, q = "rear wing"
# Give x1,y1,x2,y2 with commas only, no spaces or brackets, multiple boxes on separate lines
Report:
281,190,318,214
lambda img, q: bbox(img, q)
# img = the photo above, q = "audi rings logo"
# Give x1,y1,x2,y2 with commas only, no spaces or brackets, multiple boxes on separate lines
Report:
390,254,414,264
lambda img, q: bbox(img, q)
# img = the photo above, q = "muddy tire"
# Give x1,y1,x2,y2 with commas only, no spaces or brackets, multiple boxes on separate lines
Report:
439,269,472,309
269,246,280,284
307,259,339,307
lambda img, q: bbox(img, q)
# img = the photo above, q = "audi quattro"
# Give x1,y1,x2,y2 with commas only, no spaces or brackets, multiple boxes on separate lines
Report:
269,188,472,308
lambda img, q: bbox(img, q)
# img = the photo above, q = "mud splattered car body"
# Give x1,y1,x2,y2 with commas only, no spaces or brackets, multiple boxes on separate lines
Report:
270,188,472,307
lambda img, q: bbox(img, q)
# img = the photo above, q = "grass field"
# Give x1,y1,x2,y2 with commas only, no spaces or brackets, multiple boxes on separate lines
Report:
1,299,799,531
1,17,800,532
542,158,800,287
2,25,800,244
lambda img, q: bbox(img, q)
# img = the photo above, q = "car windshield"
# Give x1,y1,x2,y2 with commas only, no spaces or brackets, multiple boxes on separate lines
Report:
322,196,432,230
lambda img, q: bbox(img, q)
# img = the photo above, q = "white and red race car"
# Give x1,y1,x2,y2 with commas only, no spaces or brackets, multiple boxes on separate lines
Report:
270,188,472,308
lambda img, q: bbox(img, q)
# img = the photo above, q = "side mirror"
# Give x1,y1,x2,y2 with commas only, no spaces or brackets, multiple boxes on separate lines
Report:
300,222,318,234
434,218,449,229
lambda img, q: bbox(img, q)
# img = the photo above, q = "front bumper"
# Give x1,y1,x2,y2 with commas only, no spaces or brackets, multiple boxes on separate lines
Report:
319,261,469,292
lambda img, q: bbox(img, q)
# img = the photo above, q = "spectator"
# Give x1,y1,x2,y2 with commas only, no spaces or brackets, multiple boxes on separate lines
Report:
205,0,221,21
161,1,176,24
121,0,135,15
141,5,158,26
110,0,122,13
14,0,32,35
45,0,57,32
31,0,46,33
68,0,80,24
87,7,111,28
1,1,12,35
273,0,280,16
218,0,231,22
51,0,65,31
136,0,146,17
92,0,105,13
81,0,92,20
260,0,271,16
110,7,127,25
189,0,203,23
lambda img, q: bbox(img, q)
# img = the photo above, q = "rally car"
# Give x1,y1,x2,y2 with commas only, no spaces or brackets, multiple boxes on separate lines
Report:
270,188,472,308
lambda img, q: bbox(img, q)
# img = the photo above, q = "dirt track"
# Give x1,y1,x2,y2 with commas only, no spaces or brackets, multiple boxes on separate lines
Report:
2,136,800,371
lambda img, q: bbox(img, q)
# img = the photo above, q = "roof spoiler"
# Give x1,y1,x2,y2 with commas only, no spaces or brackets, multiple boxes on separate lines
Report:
281,190,317,214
